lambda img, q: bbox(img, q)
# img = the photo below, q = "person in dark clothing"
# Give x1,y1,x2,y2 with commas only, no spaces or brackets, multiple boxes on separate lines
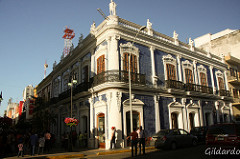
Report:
127,128,138,157
110,127,116,149
137,126,145,155
30,133,38,156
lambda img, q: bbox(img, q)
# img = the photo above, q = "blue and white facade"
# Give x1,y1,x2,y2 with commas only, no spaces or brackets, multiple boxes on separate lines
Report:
36,1,233,149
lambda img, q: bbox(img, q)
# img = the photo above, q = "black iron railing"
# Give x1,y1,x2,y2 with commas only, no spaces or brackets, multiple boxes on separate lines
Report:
219,89,231,97
165,80,213,94
91,70,146,86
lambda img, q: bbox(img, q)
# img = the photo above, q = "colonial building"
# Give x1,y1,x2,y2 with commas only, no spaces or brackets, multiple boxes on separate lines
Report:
195,29,240,121
35,1,233,149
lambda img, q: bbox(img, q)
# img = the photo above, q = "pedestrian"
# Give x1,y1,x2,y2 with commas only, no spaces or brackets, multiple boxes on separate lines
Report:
44,131,51,152
110,126,116,149
127,128,138,157
78,131,83,148
30,133,38,156
17,138,24,157
137,126,145,155
38,134,45,155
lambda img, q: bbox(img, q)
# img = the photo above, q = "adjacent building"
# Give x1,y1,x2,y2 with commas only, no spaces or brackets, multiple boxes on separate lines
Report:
195,29,240,121
35,1,233,149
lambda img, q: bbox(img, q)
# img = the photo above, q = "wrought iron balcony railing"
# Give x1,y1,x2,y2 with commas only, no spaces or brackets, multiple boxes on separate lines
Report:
91,70,146,86
219,89,231,97
165,80,213,94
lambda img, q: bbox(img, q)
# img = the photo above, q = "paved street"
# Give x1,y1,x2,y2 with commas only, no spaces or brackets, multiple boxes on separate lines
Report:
88,145,240,159
5,145,239,159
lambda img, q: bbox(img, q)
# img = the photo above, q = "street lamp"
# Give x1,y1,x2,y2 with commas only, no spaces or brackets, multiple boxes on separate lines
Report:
129,26,146,133
68,73,77,151
68,73,77,118
0,91,3,105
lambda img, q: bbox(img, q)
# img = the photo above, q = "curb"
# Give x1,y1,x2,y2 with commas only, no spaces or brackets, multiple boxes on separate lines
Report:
47,154,85,159
97,146,156,156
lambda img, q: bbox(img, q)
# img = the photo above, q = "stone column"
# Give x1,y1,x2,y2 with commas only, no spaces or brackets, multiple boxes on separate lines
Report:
90,49,95,78
150,46,157,85
209,65,216,94
154,95,160,132
198,100,203,127
177,55,182,81
88,96,95,148
193,60,198,85
215,101,220,123
107,91,123,148
229,103,234,121
108,35,120,71
181,98,188,131
224,70,229,91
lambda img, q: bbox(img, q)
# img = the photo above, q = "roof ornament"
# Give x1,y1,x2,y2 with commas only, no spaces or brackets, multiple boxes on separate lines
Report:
173,31,179,45
109,0,117,16
188,38,194,51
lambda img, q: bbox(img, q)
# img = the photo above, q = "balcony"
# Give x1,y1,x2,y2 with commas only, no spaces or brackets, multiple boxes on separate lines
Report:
165,80,213,94
216,89,231,97
165,80,184,89
91,70,146,86
233,98,240,105
227,76,240,85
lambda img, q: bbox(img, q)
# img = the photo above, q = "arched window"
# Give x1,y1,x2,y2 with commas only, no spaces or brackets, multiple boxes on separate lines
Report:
162,54,177,81
97,55,105,74
166,64,176,80
123,53,137,73
200,72,207,86
185,69,193,84
218,77,224,90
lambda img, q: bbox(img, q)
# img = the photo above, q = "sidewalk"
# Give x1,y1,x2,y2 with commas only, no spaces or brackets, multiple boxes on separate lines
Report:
4,146,156,159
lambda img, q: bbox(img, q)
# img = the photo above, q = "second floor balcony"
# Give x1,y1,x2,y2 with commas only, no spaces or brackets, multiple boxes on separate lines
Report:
165,80,213,94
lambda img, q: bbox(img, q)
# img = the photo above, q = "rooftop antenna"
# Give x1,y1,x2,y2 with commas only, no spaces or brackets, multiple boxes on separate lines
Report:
44,60,48,79
62,26,75,57
97,8,110,20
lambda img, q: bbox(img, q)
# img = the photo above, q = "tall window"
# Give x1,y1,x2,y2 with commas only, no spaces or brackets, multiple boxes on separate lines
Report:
218,77,224,90
123,53,137,81
200,73,207,86
97,55,105,74
166,64,176,80
123,53,137,73
185,69,193,83
233,89,238,98
82,66,88,82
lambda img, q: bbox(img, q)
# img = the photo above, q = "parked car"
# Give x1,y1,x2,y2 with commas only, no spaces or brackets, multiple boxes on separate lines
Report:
152,129,198,150
206,123,240,147
190,126,208,143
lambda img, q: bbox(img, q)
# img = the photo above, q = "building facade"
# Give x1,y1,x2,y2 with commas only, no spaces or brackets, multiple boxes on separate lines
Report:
35,1,233,149
195,29,240,121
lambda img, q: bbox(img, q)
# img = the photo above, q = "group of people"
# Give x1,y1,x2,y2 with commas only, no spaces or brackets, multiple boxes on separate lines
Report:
110,126,146,157
127,126,146,157
17,131,52,157
61,131,88,151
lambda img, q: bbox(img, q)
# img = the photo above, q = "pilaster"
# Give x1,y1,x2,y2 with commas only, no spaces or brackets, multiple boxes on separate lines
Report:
209,65,216,94
154,95,160,132
150,46,157,85
108,35,120,71
177,55,182,81
193,60,198,84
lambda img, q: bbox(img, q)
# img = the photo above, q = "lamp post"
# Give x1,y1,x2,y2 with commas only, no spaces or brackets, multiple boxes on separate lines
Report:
0,91,2,106
68,73,77,151
129,26,146,133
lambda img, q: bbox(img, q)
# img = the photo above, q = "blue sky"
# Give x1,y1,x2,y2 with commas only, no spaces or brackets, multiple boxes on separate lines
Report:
0,0,239,116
